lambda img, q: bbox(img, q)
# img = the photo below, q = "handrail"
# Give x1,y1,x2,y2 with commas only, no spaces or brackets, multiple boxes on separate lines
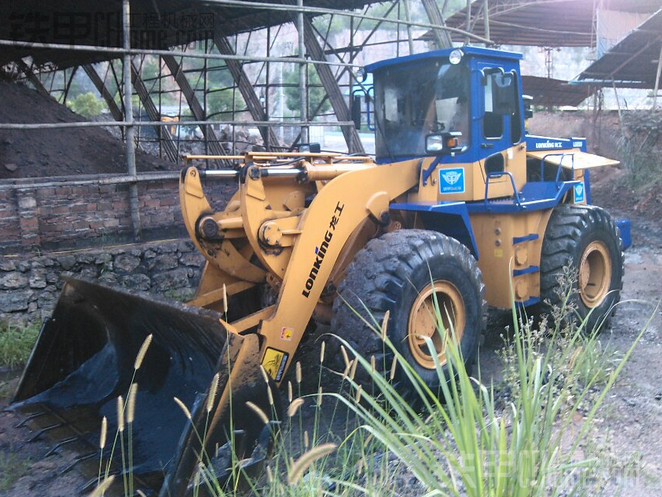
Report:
484,171,523,209
540,152,575,182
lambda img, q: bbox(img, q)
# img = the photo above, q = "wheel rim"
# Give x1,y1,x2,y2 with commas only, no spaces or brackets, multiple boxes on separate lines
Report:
407,280,465,369
578,240,612,308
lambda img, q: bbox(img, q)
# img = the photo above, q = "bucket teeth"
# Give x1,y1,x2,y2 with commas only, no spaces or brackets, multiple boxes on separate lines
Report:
193,420,281,494
44,436,78,456
59,452,98,475
15,409,48,427
27,421,64,442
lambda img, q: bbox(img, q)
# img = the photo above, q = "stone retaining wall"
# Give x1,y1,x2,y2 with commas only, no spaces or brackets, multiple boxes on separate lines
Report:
0,239,206,325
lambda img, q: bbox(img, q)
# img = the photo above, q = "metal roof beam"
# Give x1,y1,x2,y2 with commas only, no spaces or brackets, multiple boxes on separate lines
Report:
213,35,281,150
130,61,180,163
82,64,124,124
16,60,51,98
302,16,365,154
421,0,453,49
162,54,233,167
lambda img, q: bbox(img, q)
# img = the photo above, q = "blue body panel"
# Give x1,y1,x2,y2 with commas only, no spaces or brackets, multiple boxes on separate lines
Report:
368,47,526,166
617,219,632,249
525,135,587,152
390,201,480,258
368,49,631,275
391,180,577,262
365,46,523,72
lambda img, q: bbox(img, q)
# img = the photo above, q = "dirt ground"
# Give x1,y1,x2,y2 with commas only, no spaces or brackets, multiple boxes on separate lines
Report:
0,81,173,179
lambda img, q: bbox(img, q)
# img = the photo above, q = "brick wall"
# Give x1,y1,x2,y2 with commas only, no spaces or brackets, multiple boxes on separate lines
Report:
0,173,236,253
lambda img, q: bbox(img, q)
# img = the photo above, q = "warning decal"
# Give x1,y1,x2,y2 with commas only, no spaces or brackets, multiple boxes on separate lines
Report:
262,347,290,382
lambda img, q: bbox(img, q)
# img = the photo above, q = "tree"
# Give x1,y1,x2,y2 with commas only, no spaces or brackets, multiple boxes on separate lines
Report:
207,87,241,117
67,92,107,117
283,65,331,117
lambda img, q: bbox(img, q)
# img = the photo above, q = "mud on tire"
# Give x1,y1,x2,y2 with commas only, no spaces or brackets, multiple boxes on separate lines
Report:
538,204,624,333
330,229,486,394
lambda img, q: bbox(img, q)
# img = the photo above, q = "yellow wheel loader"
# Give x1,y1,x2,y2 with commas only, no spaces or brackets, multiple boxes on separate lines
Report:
10,47,629,495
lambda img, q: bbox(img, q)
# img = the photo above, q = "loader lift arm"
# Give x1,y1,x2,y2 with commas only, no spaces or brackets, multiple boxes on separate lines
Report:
179,153,420,382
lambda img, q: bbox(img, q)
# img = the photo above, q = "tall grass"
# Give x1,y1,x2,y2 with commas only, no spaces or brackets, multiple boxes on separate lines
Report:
0,321,39,370
258,293,649,496
90,290,653,497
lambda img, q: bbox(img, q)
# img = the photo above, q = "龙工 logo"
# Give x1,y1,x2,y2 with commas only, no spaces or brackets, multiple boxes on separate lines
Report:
442,171,462,185
439,168,465,194
574,182,585,203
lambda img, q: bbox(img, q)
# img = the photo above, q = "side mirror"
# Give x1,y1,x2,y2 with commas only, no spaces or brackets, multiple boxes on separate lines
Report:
425,131,463,155
351,94,362,130
523,94,534,119
299,143,321,153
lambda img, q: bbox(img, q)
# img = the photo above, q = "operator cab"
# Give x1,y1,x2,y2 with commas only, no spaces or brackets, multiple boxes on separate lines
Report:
356,47,524,165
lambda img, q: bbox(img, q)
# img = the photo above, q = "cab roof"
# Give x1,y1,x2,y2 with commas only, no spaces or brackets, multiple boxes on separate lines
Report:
365,46,523,73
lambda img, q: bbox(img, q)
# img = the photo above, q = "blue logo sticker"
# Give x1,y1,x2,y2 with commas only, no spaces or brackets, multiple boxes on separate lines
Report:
439,168,465,194
574,182,585,203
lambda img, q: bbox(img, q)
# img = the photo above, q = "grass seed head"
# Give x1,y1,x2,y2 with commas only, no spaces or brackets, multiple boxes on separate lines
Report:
304,430,309,449
206,373,220,413
381,310,390,340
266,465,273,483
317,386,323,406
246,401,269,425
288,381,293,402
342,359,356,381
134,334,153,370
349,358,358,381
370,355,376,374
260,365,270,384
116,396,125,433
99,416,108,449
287,443,337,485
89,475,115,497
127,383,138,424
296,361,302,384
319,341,326,364
174,397,192,420
389,355,399,381
222,283,228,314
340,345,350,369
267,385,274,406
287,398,304,417
355,384,363,403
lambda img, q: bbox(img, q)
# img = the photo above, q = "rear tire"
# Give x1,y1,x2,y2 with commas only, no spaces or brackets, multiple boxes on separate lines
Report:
538,204,624,333
331,229,486,394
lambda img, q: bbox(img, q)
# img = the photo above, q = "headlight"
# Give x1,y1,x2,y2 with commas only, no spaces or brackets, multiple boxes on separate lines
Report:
426,134,444,153
449,49,463,65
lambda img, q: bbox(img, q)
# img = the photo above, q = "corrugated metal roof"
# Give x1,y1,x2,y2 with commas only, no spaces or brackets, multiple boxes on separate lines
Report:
0,0,376,68
576,9,662,88
521,75,596,107
441,0,662,47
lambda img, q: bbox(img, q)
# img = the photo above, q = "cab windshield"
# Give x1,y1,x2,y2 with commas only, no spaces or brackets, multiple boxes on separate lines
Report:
374,60,470,159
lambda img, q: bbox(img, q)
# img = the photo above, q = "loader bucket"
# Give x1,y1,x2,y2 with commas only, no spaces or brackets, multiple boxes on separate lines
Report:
10,277,279,495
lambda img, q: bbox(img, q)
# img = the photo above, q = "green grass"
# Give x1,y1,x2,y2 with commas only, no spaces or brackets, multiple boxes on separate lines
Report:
204,292,649,497
0,452,31,492
89,287,654,497
0,321,39,370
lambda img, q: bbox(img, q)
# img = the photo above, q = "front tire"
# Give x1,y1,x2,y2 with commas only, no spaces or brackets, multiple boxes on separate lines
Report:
331,229,486,393
539,204,624,333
